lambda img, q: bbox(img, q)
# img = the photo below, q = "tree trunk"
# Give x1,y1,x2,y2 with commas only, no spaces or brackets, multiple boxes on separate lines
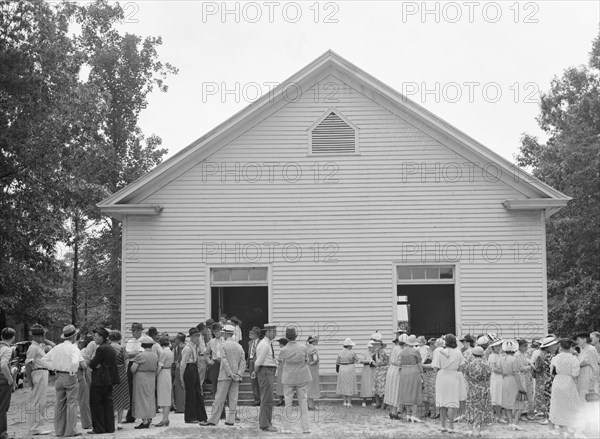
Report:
71,214,79,325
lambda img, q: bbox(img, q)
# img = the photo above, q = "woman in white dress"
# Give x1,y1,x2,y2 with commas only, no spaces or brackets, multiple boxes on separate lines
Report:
336,338,359,407
432,334,465,434
575,332,599,403
155,336,173,427
488,339,504,422
360,341,376,407
548,339,582,437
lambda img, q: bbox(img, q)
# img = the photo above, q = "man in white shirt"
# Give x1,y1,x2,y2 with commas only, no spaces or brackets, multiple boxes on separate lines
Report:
253,323,278,432
42,325,86,437
124,322,144,423
25,324,52,436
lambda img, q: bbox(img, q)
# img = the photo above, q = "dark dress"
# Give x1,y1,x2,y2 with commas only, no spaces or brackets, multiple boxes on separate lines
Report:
111,343,130,412
89,341,120,434
464,358,492,427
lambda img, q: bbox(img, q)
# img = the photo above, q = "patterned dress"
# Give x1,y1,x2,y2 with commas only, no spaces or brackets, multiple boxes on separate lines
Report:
132,350,159,419
464,357,492,427
534,350,555,415
515,350,534,413
110,342,130,411
374,349,389,397
383,346,402,407
336,348,359,396
423,347,440,405
549,352,581,427
306,344,320,400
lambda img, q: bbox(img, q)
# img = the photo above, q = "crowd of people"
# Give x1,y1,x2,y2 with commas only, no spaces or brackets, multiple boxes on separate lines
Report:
335,330,600,437
0,321,599,438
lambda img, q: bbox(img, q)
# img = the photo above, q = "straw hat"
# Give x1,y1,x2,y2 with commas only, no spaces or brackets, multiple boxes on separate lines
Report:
397,333,409,344
472,346,485,357
222,324,235,334
60,325,79,339
406,335,419,346
343,338,355,347
502,339,518,352
540,336,558,349
490,338,504,348
476,335,489,346
371,332,383,342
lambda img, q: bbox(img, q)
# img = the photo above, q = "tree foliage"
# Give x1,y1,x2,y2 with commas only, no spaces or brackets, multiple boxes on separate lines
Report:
0,0,176,333
518,32,600,334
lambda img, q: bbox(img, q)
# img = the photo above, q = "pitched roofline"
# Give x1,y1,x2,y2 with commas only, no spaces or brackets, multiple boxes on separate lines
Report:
98,50,569,209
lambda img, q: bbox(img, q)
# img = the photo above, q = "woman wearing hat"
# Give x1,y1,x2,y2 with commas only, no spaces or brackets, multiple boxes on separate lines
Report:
431,334,465,433
499,340,526,431
398,335,424,422
549,339,583,437
515,339,535,421
422,338,441,419
575,332,599,403
360,341,376,407
306,336,320,410
463,346,492,437
372,334,389,409
384,334,404,419
336,338,359,407
155,335,174,427
130,335,159,428
533,336,559,423
488,338,504,422
275,337,288,407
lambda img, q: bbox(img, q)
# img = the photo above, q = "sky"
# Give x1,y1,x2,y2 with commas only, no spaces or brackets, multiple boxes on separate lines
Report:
110,0,599,162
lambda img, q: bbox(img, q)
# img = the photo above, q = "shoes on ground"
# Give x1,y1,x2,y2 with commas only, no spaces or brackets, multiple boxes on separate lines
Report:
260,426,278,432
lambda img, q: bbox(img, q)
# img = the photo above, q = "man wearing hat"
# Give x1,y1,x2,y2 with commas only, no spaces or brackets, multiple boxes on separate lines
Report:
253,323,278,432
201,324,246,427
205,323,225,399
88,327,119,434
42,325,87,437
124,322,144,423
248,326,262,406
25,324,53,436
180,328,207,423
279,327,311,434
0,328,16,439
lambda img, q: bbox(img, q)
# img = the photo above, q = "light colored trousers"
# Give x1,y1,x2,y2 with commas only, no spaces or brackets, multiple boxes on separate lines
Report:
77,368,92,429
197,357,208,394
282,383,310,433
54,373,80,437
27,370,49,435
208,379,239,425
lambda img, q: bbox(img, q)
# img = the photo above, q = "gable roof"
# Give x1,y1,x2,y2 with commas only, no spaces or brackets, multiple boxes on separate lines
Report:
98,50,570,218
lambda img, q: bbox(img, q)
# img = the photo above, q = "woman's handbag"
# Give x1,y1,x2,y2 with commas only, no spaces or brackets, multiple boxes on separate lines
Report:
516,390,528,402
335,364,339,373
585,391,600,402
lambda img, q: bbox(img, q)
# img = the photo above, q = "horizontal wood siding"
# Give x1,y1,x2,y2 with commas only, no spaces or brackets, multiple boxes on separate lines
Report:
123,74,545,368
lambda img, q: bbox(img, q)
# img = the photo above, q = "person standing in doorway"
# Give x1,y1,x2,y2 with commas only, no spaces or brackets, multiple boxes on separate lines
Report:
42,325,87,437
248,326,262,406
124,322,144,423
253,323,278,432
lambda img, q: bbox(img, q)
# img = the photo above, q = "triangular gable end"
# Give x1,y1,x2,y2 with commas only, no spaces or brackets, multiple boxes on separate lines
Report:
98,50,571,218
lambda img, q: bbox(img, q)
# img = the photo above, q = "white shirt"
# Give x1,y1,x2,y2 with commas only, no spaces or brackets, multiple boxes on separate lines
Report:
255,337,277,368
42,340,83,374
125,336,143,355
83,341,98,362
233,326,242,343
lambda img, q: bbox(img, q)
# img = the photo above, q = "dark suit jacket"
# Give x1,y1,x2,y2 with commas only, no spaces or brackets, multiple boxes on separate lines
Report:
89,341,119,387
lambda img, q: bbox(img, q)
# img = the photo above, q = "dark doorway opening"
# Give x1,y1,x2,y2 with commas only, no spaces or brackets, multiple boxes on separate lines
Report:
397,284,455,338
211,286,268,355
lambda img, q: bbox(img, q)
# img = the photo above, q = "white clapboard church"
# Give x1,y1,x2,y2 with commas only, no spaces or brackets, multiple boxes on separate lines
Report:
99,51,570,370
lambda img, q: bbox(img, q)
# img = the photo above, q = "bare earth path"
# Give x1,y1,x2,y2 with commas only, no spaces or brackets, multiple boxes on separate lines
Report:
7,382,599,439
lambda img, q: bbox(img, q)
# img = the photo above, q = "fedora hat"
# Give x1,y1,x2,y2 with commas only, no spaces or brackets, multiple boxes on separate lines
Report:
285,327,297,339
222,324,235,334
131,322,144,331
230,316,242,325
189,327,200,336
93,327,109,339
406,335,419,346
250,326,262,336
342,338,355,347
307,335,318,344
60,325,79,339
540,336,558,349
30,324,46,336
140,335,154,345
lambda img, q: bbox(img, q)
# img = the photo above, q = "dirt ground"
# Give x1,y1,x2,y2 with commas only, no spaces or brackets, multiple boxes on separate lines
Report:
6,381,599,439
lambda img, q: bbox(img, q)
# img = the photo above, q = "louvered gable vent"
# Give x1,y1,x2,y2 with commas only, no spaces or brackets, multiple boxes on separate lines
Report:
310,111,356,154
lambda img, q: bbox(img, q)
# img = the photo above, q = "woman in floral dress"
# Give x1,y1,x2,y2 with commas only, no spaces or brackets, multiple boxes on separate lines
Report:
464,346,492,437
372,338,389,409
549,339,582,436
422,338,443,419
515,339,535,420
533,336,559,423
384,336,404,419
